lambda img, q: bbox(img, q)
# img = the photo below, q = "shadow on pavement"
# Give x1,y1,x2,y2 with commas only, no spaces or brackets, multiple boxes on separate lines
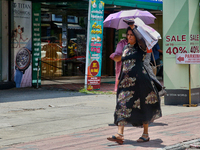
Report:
0,87,94,103
107,139,166,149
150,122,168,126
124,138,166,148
108,122,168,127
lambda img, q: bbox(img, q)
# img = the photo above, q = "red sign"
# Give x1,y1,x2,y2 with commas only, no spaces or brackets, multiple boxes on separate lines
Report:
87,60,101,90
87,77,101,90
90,60,99,76
176,53,200,64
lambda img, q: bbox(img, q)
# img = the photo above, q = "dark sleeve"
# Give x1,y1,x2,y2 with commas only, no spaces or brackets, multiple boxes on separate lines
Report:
132,27,147,52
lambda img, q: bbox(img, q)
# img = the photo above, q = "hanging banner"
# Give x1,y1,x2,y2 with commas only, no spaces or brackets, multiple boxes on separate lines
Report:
13,0,32,88
32,3,41,87
85,0,104,90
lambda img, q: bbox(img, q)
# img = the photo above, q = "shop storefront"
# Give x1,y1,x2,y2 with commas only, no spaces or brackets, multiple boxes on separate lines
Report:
0,0,163,89
9,1,91,88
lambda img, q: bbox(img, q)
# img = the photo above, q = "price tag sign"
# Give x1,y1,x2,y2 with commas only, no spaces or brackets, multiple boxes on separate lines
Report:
165,35,188,55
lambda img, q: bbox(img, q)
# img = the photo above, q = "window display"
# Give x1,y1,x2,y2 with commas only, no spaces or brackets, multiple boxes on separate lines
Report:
40,8,87,78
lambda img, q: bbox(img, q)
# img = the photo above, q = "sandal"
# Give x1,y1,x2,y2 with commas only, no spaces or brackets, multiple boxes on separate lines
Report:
137,133,150,143
107,133,124,144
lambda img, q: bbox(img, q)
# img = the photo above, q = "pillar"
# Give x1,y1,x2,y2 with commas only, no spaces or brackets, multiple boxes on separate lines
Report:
163,0,200,105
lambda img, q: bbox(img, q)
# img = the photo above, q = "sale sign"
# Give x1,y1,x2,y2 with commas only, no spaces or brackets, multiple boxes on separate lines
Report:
85,0,104,90
165,34,188,56
190,34,199,53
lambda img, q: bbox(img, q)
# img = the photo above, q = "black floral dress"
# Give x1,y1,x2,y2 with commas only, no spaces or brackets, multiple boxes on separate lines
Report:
114,31,162,127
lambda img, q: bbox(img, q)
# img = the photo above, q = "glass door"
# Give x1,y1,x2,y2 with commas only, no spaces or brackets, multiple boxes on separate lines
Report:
40,2,88,79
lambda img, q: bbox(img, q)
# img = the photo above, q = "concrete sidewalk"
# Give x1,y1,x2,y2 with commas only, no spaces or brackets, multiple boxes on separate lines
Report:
0,82,200,150
1,108,200,150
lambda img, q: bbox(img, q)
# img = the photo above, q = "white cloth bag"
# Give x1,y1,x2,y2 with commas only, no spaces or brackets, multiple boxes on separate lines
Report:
134,18,161,49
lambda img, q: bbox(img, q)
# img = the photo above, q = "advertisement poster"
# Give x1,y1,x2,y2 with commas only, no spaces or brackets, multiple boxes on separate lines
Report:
86,0,104,90
13,0,32,88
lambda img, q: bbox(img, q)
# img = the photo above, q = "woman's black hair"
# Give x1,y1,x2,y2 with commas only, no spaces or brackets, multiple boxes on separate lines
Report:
126,26,137,36
126,26,138,46
126,26,132,35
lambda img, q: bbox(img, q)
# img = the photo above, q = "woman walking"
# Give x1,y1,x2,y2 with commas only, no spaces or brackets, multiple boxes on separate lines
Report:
107,19,162,144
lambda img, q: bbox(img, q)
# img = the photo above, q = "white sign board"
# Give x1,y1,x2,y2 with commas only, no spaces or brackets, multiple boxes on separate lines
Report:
176,53,200,64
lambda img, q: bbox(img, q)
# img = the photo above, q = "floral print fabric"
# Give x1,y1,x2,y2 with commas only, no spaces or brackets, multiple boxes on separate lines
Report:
114,43,162,127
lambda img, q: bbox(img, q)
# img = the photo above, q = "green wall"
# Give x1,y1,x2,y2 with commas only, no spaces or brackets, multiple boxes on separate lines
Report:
163,0,200,105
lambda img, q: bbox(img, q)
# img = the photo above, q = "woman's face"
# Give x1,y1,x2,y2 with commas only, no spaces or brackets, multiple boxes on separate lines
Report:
127,30,136,45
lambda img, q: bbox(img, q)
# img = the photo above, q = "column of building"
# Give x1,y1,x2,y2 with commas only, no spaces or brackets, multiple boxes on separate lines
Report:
163,0,200,105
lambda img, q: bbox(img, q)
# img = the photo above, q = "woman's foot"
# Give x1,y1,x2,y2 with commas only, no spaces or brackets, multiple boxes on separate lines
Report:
137,133,150,142
107,133,124,144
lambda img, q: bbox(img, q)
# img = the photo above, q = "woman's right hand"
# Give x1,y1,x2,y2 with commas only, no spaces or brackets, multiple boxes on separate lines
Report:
129,24,135,30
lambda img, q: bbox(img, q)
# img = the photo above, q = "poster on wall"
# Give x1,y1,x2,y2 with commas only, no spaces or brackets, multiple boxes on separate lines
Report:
85,0,104,90
12,0,32,88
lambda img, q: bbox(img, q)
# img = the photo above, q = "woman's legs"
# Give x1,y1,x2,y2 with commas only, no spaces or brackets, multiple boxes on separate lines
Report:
116,125,124,138
108,122,150,143
143,123,148,135
137,123,149,142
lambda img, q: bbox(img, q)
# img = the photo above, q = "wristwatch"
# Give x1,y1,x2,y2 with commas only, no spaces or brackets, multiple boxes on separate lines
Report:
15,38,32,73
15,47,31,73
14,38,32,87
